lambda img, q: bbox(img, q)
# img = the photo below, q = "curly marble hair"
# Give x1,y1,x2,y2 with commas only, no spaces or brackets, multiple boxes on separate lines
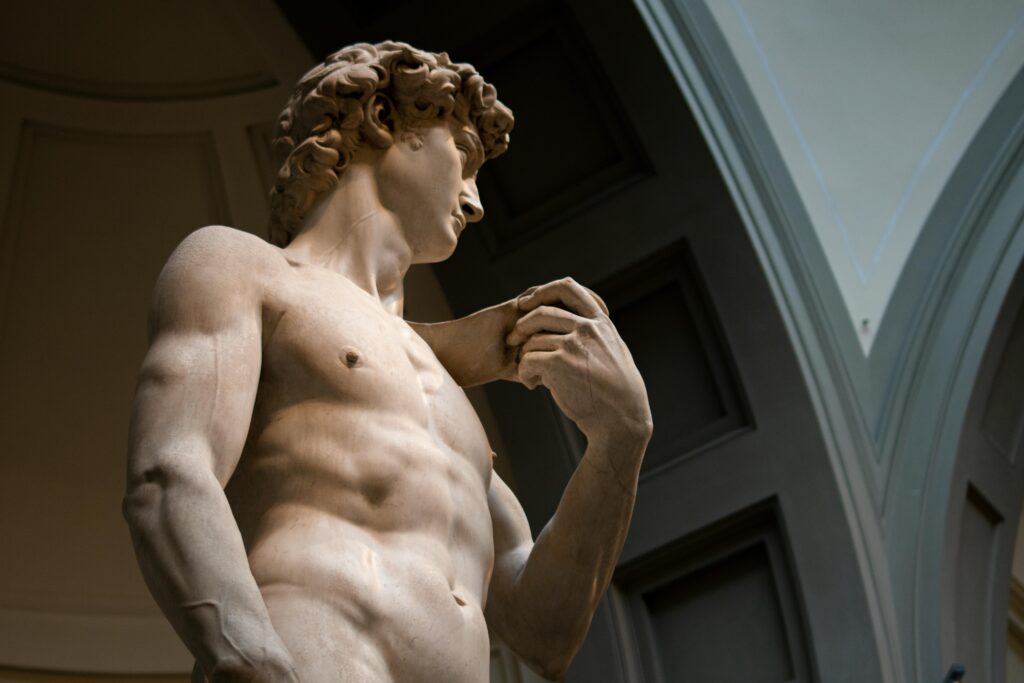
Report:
268,41,514,247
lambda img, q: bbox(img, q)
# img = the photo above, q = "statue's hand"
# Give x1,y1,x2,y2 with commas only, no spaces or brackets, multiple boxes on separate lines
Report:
507,278,653,446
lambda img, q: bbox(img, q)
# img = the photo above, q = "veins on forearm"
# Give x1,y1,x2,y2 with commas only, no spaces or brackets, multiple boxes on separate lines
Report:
184,599,256,667
584,448,634,498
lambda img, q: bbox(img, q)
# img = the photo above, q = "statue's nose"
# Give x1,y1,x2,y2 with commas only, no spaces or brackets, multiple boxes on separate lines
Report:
460,179,484,223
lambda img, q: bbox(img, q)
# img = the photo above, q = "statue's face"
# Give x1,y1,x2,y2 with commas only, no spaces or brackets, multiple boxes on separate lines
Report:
375,121,484,263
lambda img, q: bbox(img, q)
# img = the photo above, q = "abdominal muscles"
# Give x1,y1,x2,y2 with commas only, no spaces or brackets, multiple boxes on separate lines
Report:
254,531,492,683
228,408,495,683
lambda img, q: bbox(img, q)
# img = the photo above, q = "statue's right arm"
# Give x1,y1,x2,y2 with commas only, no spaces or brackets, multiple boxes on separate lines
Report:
122,227,298,682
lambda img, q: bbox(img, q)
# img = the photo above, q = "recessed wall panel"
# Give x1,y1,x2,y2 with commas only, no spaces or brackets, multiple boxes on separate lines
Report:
982,305,1024,462
466,5,649,252
597,243,749,473
619,505,812,683
955,485,1004,682
645,544,793,683
0,123,229,615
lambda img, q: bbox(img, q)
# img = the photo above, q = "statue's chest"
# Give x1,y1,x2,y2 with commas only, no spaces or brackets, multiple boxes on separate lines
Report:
252,269,493,487
262,273,479,437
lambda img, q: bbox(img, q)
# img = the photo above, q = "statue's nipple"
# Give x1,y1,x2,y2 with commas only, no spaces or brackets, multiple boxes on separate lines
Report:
341,346,362,368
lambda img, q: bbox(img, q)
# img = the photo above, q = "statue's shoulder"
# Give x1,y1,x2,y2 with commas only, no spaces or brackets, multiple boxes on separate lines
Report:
155,226,280,314
165,225,285,285
173,225,279,270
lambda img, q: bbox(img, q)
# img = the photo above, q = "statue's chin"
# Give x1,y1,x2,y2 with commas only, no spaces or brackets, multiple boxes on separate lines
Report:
416,233,460,265
420,247,457,265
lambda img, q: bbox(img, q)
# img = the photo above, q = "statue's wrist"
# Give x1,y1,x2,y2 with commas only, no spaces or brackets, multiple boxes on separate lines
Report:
583,412,653,452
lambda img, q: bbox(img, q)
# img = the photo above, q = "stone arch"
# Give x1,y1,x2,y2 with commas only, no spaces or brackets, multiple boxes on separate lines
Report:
936,260,1024,682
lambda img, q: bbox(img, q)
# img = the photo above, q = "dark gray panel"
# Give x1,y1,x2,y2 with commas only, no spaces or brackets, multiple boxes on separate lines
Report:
467,6,650,253
597,243,750,474
341,0,410,29
617,285,724,443
645,544,793,683
982,304,1024,462
483,36,618,218
618,504,813,683
954,485,1003,682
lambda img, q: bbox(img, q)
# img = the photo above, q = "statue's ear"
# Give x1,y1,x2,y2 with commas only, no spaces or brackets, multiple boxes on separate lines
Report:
363,94,395,149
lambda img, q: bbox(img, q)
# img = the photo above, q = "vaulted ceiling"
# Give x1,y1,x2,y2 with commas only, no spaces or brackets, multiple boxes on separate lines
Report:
706,0,1024,352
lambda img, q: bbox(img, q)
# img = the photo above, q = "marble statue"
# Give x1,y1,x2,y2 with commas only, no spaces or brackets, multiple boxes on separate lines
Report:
124,42,652,683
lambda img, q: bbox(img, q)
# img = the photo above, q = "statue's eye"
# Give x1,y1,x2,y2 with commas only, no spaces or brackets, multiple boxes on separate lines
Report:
456,145,469,165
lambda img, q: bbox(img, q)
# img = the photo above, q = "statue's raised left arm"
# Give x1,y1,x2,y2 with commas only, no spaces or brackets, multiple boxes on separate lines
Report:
482,278,653,680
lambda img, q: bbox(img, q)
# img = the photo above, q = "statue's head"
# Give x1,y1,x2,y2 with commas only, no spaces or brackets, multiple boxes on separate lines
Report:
268,41,514,247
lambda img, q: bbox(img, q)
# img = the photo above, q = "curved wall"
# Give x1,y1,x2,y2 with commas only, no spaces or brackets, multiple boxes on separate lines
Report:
635,1,1024,681
0,0,312,674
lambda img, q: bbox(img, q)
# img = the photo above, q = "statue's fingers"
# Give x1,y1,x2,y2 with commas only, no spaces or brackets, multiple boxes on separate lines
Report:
517,349,561,389
517,277,603,318
506,306,579,346
520,333,564,356
581,285,609,316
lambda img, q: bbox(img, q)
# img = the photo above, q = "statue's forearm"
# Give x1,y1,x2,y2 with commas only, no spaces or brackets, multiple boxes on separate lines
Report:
511,432,648,675
123,464,285,674
408,300,520,387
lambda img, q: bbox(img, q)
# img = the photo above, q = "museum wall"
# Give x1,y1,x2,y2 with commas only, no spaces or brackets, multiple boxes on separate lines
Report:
636,1,1024,682
0,1,309,677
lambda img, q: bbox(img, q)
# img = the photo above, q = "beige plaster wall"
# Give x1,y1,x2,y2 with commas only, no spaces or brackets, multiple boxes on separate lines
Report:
0,0,304,675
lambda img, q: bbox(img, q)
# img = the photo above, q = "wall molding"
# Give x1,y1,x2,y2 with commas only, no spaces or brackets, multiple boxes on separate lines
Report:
616,499,814,683
899,140,1024,683
876,67,1024,512
633,2,1024,681
0,61,277,102
0,121,231,341
631,1,901,680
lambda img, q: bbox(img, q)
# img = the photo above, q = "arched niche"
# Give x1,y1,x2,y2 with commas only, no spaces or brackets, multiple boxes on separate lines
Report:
939,260,1024,683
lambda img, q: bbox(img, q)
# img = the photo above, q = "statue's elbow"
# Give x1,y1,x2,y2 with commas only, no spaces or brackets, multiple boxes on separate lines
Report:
122,466,170,531
521,635,585,682
523,650,575,682
535,656,573,682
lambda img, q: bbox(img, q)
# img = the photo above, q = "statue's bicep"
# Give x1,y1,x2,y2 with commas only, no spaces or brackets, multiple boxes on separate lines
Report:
486,474,533,611
128,228,263,487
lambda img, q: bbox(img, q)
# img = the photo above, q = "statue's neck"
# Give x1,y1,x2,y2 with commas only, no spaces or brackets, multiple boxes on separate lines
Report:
283,165,410,316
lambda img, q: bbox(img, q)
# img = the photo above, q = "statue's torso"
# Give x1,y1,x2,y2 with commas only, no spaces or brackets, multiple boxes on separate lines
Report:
225,256,496,683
